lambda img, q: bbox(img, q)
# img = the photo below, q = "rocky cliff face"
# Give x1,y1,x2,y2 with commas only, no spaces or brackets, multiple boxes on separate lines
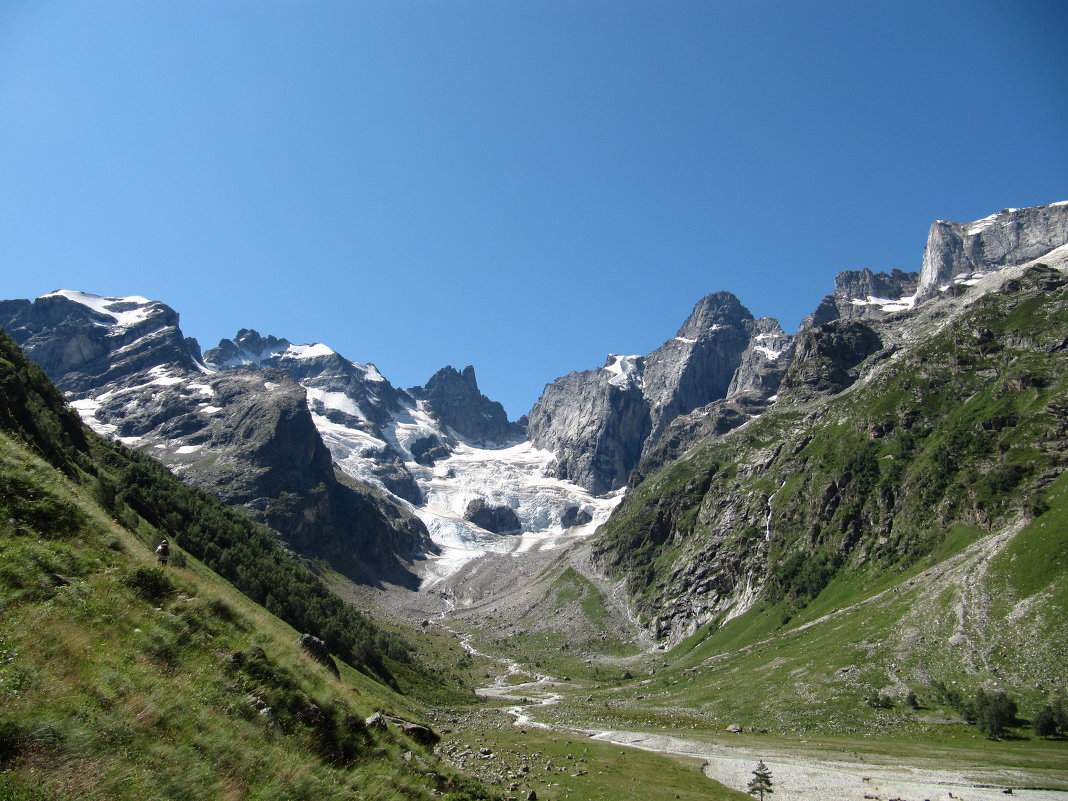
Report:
525,359,651,496
0,291,203,392
641,292,754,446
725,317,794,397
778,319,884,400
917,202,1068,299
805,269,919,327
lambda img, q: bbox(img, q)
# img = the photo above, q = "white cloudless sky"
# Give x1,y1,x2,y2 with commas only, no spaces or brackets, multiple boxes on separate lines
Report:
2,0,1065,417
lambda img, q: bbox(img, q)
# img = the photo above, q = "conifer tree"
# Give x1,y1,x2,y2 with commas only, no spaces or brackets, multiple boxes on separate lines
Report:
747,760,774,801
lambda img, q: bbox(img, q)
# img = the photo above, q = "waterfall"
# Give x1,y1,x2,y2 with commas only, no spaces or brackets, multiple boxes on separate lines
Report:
765,480,786,541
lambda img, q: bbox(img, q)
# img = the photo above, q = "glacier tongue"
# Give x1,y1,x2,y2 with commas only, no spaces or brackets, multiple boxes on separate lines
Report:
304,389,623,584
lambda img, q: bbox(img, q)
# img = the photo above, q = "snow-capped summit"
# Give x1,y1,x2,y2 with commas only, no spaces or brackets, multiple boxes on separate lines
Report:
0,290,204,392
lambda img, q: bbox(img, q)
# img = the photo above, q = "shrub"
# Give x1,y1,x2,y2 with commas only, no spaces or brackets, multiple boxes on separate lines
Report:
124,566,173,603
1033,705,1057,737
865,691,893,709
974,690,1017,739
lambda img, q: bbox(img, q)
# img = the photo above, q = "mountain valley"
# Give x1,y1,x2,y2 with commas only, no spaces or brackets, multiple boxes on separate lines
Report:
3,201,1068,799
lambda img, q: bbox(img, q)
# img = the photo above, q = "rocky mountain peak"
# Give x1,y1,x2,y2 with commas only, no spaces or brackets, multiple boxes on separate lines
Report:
804,268,919,328
204,329,293,369
675,291,753,340
0,290,199,393
417,364,521,445
425,364,478,393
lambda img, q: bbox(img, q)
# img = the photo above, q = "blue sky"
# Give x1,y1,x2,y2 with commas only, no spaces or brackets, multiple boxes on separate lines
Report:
2,1,1065,418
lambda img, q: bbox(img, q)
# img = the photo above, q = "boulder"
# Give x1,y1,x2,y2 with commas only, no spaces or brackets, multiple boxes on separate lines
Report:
364,712,387,730
464,498,521,534
402,723,440,747
561,505,593,528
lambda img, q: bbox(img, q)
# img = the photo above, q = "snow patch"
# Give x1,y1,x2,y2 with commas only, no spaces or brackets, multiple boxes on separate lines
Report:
147,366,184,386
285,343,335,360
603,354,643,389
43,290,156,328
305,387,366,420
68,398,117,437
176,444,202,454
362,363,386,382
849,294,917,312
186,383,215,398
753,345,782,360
966,211,1001,236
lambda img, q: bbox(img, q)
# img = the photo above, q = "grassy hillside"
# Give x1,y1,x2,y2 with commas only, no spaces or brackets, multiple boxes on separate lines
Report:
0,429,503,800
0,327,501,799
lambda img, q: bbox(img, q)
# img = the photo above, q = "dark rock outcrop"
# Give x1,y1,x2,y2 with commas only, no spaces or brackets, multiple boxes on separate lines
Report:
779,319,883,399
204,328,291,368
561,506,593,528
464,498,522,534
409,434,451,467
401,723,440,747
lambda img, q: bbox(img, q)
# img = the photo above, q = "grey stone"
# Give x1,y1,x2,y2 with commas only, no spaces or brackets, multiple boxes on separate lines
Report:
415,365,523,445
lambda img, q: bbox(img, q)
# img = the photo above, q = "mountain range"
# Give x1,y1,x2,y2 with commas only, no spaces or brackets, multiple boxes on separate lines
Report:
2,200,1067,630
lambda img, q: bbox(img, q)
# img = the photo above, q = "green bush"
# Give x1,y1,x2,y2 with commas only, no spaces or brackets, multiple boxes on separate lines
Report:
124,566,173,603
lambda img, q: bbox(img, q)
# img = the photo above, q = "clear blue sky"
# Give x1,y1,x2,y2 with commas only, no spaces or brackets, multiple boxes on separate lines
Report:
2,1,1065,418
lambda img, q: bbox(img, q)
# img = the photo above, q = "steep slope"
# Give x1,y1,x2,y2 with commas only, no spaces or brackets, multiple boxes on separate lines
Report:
0,330,495,800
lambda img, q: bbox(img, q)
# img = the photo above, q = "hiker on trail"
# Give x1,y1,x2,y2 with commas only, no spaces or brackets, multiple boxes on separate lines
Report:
156,539,170,566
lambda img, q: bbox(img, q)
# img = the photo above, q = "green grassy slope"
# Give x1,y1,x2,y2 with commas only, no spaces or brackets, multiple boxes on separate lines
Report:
0,431,500,800
0,328,499,800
